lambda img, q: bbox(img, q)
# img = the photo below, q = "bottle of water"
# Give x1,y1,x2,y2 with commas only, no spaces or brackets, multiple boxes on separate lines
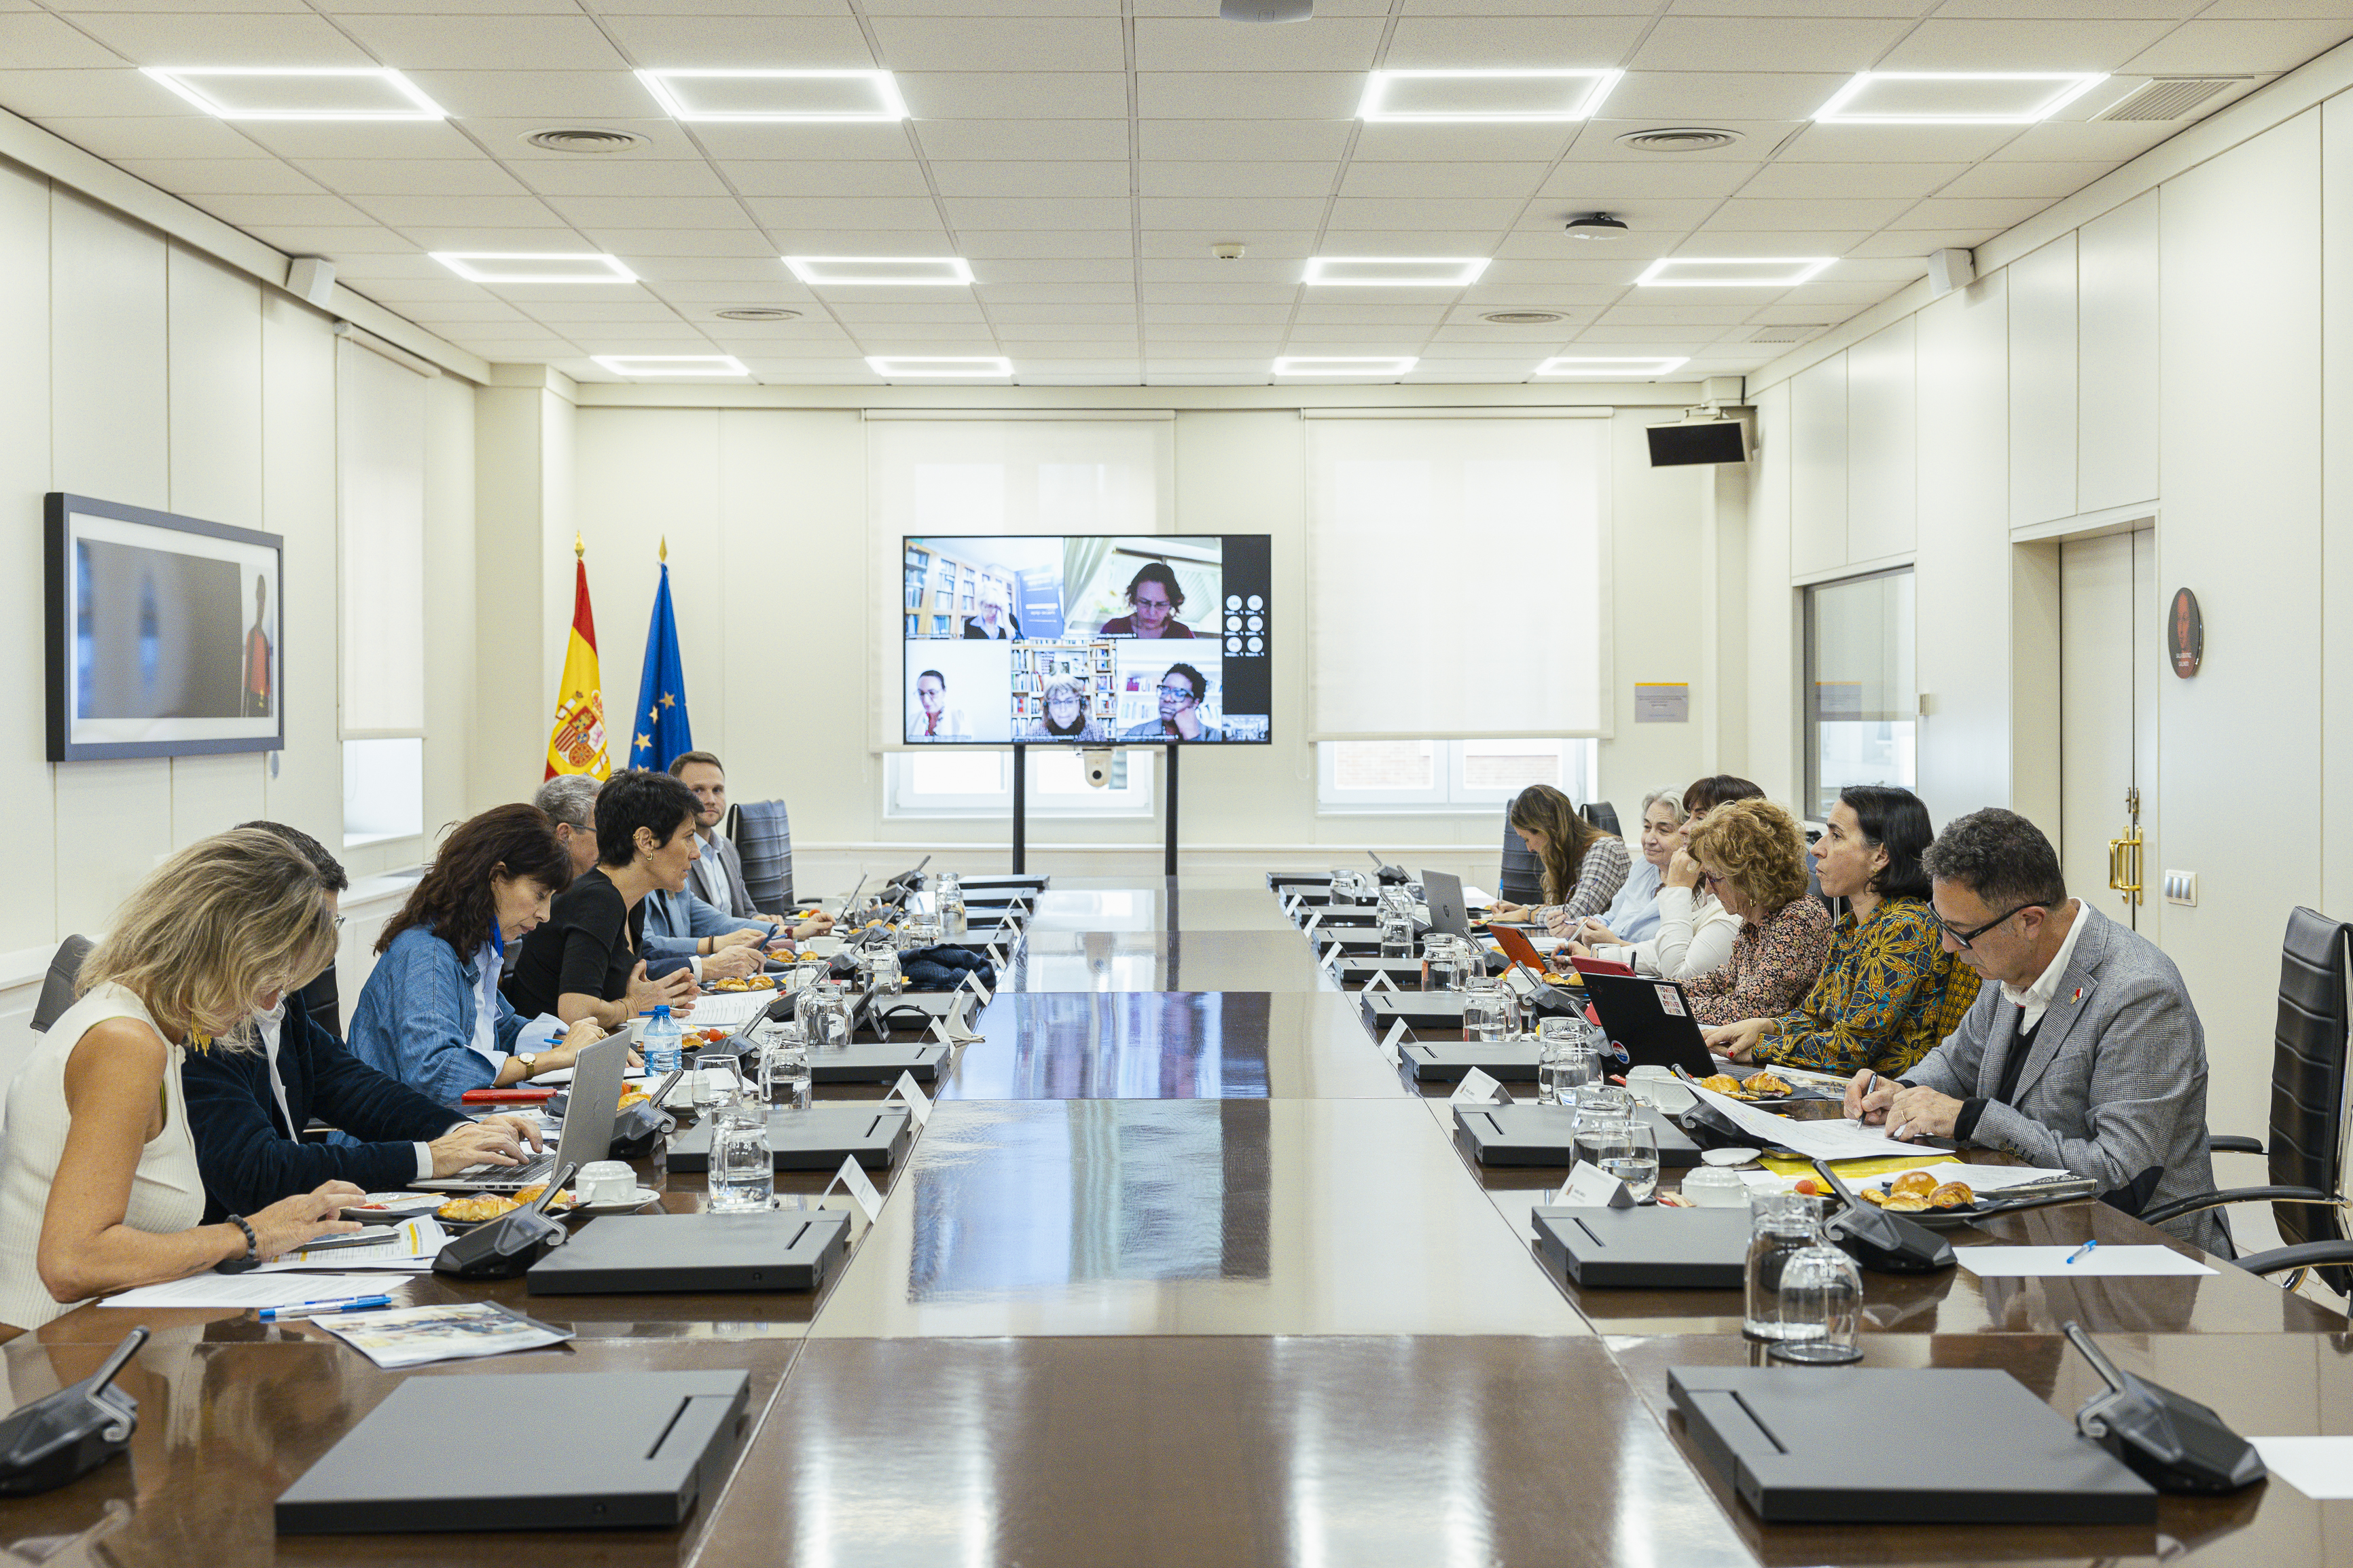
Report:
939,873,967,939
641,1004,683,1076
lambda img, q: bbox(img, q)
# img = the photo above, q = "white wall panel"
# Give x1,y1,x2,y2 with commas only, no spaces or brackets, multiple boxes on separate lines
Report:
259,294,342,845
1912,273,2011,828
165,246,263,527
423,371,478,831
1789,354,1848,578
1602,411,1706,807
51,189,166,511
2325,97,2353,919
0,162,54,958
2156,112,2322,1163
1845,317,1916,565
53,758,171,936
2007,234,2078,529
170,754,264,848
1746,380,1799,804
2077,192,2161,513
470,384,560,809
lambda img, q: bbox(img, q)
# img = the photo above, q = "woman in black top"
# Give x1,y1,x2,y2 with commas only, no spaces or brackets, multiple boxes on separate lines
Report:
501,770,704,1030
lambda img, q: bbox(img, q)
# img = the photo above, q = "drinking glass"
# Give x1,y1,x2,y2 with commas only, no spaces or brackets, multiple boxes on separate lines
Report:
759,1027,812,1112
1536,1017,1598,1106
795,980,852,1052
1744,1192,1825,1341
1571,1110,1634,1178
1601,1118,1661,1203
706,1101,774,1214
903,913,943,951
867,947,901,993
1461,978,1518,1042
1771,1240,1865,1364
1423,932,1471,991
1378,908,1414,960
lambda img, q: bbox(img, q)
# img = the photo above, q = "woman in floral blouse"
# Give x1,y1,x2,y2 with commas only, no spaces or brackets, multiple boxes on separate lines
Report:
1682,799,1834,1027
1707,784,1980,1077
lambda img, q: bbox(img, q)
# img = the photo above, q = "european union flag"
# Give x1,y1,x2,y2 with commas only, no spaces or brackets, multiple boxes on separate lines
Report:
630,558,694,772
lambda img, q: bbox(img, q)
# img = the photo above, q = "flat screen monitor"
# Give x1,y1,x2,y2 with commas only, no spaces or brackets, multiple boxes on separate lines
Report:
1646,419,1748,467
902,534,1271,745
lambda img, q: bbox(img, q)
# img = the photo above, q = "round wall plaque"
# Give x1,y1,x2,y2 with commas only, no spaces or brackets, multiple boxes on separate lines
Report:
2167,587,2204,678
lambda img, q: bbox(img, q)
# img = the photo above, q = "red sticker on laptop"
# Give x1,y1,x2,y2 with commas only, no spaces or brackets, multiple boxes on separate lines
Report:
1655,985,1685,1017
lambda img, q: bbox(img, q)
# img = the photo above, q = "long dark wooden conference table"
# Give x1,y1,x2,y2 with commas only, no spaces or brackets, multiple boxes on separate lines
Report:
7,873,2349,1566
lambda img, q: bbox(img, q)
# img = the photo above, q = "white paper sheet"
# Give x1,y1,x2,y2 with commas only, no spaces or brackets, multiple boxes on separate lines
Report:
679,991,776,1029
258,1218,448,1273
1957,1245,2215,1278
101,1273,388,1309
2248,1437,2353,1499
1685,1080,1945,1163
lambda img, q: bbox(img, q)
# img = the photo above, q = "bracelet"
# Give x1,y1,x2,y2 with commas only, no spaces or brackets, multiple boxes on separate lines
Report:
226,1213,257,1262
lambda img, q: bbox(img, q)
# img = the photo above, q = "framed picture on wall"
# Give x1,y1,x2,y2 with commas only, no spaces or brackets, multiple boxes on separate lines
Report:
45,492,286,761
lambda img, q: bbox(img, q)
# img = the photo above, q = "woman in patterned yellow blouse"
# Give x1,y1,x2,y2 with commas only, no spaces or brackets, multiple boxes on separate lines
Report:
1704,784,1980,1076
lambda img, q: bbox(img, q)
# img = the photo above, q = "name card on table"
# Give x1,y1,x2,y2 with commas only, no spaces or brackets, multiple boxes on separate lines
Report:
1282,893,1304,916
1380,1017,1412,1064
1363,968,1397,993
1450,1067,1513,1106
884,1072,932,1130
985,943,1006,967
1319,943,1346,975
825,1158,885,1226
1552,1160,1634,1210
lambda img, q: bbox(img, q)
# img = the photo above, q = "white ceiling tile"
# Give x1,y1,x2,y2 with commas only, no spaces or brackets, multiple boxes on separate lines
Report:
240,223,419,254
372,223,590,251
1139,196,1329,228
1293,302,1451,321
397,70,661,120
206,120,488,159
1598,71,1850,122
0,69,197,116
35,115,260,160
1131,18,1385,71
293,158,533,196
1280,326,1427,346
1143,162,1337,198
1534,162,1759,198
863,0,1117,14
986,302,1135,323
63,12,375,66
627,257,810,280
2197,1,2353,17
596,15,878,66
482,279,662,303
1500,230,1680,259
1678,227,1870,251
1842,231,1979,258
1708,196,1914,229
1347,123,1580,162
912,119,1126,160
1321,197,1524,230
1989,120,2178,161
1568,325,1736,344
1138,235,1314,263
1596,303,1757,324
1935,160,2108,198
1136,72,1367,120
508,160,732,198
960,259,1137,282
1478,255,1657,282
1338,163,1548,198
191,192,378,227
852,329,1001,346
461,117,706,160
1882,18,2178,69
452,338,590,355
942,196,1131,227
1143,302,1291,323
870,18,1128,71
1734,162,1969,198
1899,196,2049,230
1137,281,1301,302
953,229,1134,257
325,0,591,12
1454,283,1633,305
896,71,1130,117
1627,16,1911,71
973,281,1136,302
395,302,539,324
518,302,690,323
929,161,1131,197
573,227,783,256
682,122,924,160
115,158,326,194
1137,119,1355,160
0,14,126,67
1562,119,1802,162
1774,123,2020,162
740,196,948,228
331,15,632,70
542,195,757,229
725,161,931,197
351,193,571,227
1512,196,1717,231
1926,1,2197,16
1382,16,1651,68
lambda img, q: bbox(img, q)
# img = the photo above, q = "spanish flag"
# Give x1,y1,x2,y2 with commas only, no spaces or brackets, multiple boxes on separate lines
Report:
544,536,611,781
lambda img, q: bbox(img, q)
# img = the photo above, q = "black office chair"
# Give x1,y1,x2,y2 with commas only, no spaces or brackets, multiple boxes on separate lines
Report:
1498,826,1543,907
29,935,94,1033
2137,907,2353,1296
1579,801,1621,837
732,799,795,913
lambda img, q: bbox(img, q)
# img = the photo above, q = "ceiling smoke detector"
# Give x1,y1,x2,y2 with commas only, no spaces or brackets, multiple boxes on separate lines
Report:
523,127,647,153
1563,213,1629,240
1481,310,1565,325
715,307,802,321
1212,242,1246,261
1616,126,1744,153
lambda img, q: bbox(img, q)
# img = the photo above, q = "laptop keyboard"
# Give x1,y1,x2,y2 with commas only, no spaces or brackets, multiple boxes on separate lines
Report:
454,1151,556,1188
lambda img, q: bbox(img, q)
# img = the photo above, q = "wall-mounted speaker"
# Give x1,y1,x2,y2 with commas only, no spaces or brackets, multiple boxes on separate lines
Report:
286,256,336,308
1926,247,1976,298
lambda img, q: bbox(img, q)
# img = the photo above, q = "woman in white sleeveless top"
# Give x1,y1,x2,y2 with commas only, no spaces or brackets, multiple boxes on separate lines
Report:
0,830,361,1334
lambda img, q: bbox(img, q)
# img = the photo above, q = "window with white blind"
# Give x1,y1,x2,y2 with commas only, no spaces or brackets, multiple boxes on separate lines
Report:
884,748,1155,818
1306,413,1610,741
1317,737,1597,812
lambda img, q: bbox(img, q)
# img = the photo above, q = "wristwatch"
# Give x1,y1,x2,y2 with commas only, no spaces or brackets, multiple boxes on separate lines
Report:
516,1052,541,1078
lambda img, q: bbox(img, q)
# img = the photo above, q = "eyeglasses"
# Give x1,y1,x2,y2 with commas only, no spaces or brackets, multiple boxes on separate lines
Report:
1937,902,2041,950
332,915,347,932
1701,871,1726,887
1134,597,1172,610
1156,685,1196,701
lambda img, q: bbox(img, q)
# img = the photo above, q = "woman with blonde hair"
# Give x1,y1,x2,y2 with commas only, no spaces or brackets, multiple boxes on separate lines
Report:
0,829,360,1333
1679,799,1835,1028
1484,783,1631,936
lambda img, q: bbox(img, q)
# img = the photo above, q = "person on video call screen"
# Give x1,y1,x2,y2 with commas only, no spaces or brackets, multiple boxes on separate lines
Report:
909,668,969,740
1025,678,1111,742
1098,562,1196,639
962,583,1021,640
1122,662,1221,742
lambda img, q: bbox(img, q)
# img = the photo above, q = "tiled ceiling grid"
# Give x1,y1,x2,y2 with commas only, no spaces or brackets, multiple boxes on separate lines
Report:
1,1,2348,385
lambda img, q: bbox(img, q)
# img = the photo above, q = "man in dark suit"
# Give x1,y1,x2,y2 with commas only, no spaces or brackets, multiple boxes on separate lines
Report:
669,749,833,942
183,822,542,1222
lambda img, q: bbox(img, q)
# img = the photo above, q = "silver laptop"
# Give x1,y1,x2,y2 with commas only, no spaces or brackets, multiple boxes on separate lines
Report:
417,1034,630,1192
1417,869,1476,942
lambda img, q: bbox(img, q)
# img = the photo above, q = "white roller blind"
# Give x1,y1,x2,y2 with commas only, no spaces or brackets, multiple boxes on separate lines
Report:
1308,414,1609,740
866,416,1174,751
337,341,427,734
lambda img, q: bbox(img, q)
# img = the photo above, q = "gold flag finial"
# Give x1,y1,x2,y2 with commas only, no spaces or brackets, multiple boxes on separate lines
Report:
659,536,668,564
574,532,584,560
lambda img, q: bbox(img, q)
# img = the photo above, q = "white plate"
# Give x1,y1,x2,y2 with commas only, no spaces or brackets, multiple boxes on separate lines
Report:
576,1187,662,1214
1700,1147,1761,1167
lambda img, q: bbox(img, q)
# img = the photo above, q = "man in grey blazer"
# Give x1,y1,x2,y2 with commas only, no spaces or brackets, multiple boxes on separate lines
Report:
1846,808,2227,1255
670,750,833,941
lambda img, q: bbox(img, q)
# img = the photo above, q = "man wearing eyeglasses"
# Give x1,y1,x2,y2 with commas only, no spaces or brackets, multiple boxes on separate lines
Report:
1844,807,2224,1252
1121,662,1222,742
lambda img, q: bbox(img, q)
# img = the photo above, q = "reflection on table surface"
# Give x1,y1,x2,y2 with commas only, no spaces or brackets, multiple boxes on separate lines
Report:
1020,885,1299,934
940,990,1407,1100
1004,930,1335,993
808,1097,1589,1338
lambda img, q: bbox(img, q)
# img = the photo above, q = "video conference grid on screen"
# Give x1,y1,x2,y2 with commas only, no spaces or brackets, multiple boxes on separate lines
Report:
903,534,1272,745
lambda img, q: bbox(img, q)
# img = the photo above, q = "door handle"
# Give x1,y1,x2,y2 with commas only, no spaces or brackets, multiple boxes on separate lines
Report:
2108,830,2143,902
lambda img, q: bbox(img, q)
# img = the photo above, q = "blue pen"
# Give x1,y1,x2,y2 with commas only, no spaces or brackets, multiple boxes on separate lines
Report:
2065,1239,2099,1265
258,1294,395,1321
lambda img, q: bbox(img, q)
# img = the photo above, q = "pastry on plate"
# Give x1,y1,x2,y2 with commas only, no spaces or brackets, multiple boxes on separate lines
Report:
435,1195,519,1224
1927,1180,1976,1209
1888,1169,1939,1199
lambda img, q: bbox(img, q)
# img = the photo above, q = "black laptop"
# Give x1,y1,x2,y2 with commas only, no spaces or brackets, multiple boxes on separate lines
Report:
276,1370,751,1533
1580,972,1719,1076
526,1209,850,1295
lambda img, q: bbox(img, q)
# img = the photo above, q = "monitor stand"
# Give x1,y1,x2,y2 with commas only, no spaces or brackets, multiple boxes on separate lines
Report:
1010,742,1181,877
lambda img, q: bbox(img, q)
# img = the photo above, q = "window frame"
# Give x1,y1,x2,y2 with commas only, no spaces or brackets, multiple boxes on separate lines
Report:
1802,564,1918,821
1314,737,1598,815
885,746,1158,820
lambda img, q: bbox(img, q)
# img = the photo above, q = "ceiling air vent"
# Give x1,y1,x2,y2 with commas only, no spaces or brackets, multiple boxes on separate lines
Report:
1615,127,1744,153
715,308,802,322
1748,325,1826,344
523,128,647,153
1481,311,1565,325
2096,79,2246,123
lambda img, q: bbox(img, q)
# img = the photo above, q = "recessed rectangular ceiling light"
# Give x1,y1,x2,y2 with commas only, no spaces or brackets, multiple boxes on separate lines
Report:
1534,356,1689,378
430,252,638,285
1814,72,2108,125
638,69,905,123
867,356,1013,378
142,67,445,121
785,256,974,287
1304,257,1489,288
1637,257,1833,288
1274,356,1418,376
592,354,749,378
1358,69,1622,123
